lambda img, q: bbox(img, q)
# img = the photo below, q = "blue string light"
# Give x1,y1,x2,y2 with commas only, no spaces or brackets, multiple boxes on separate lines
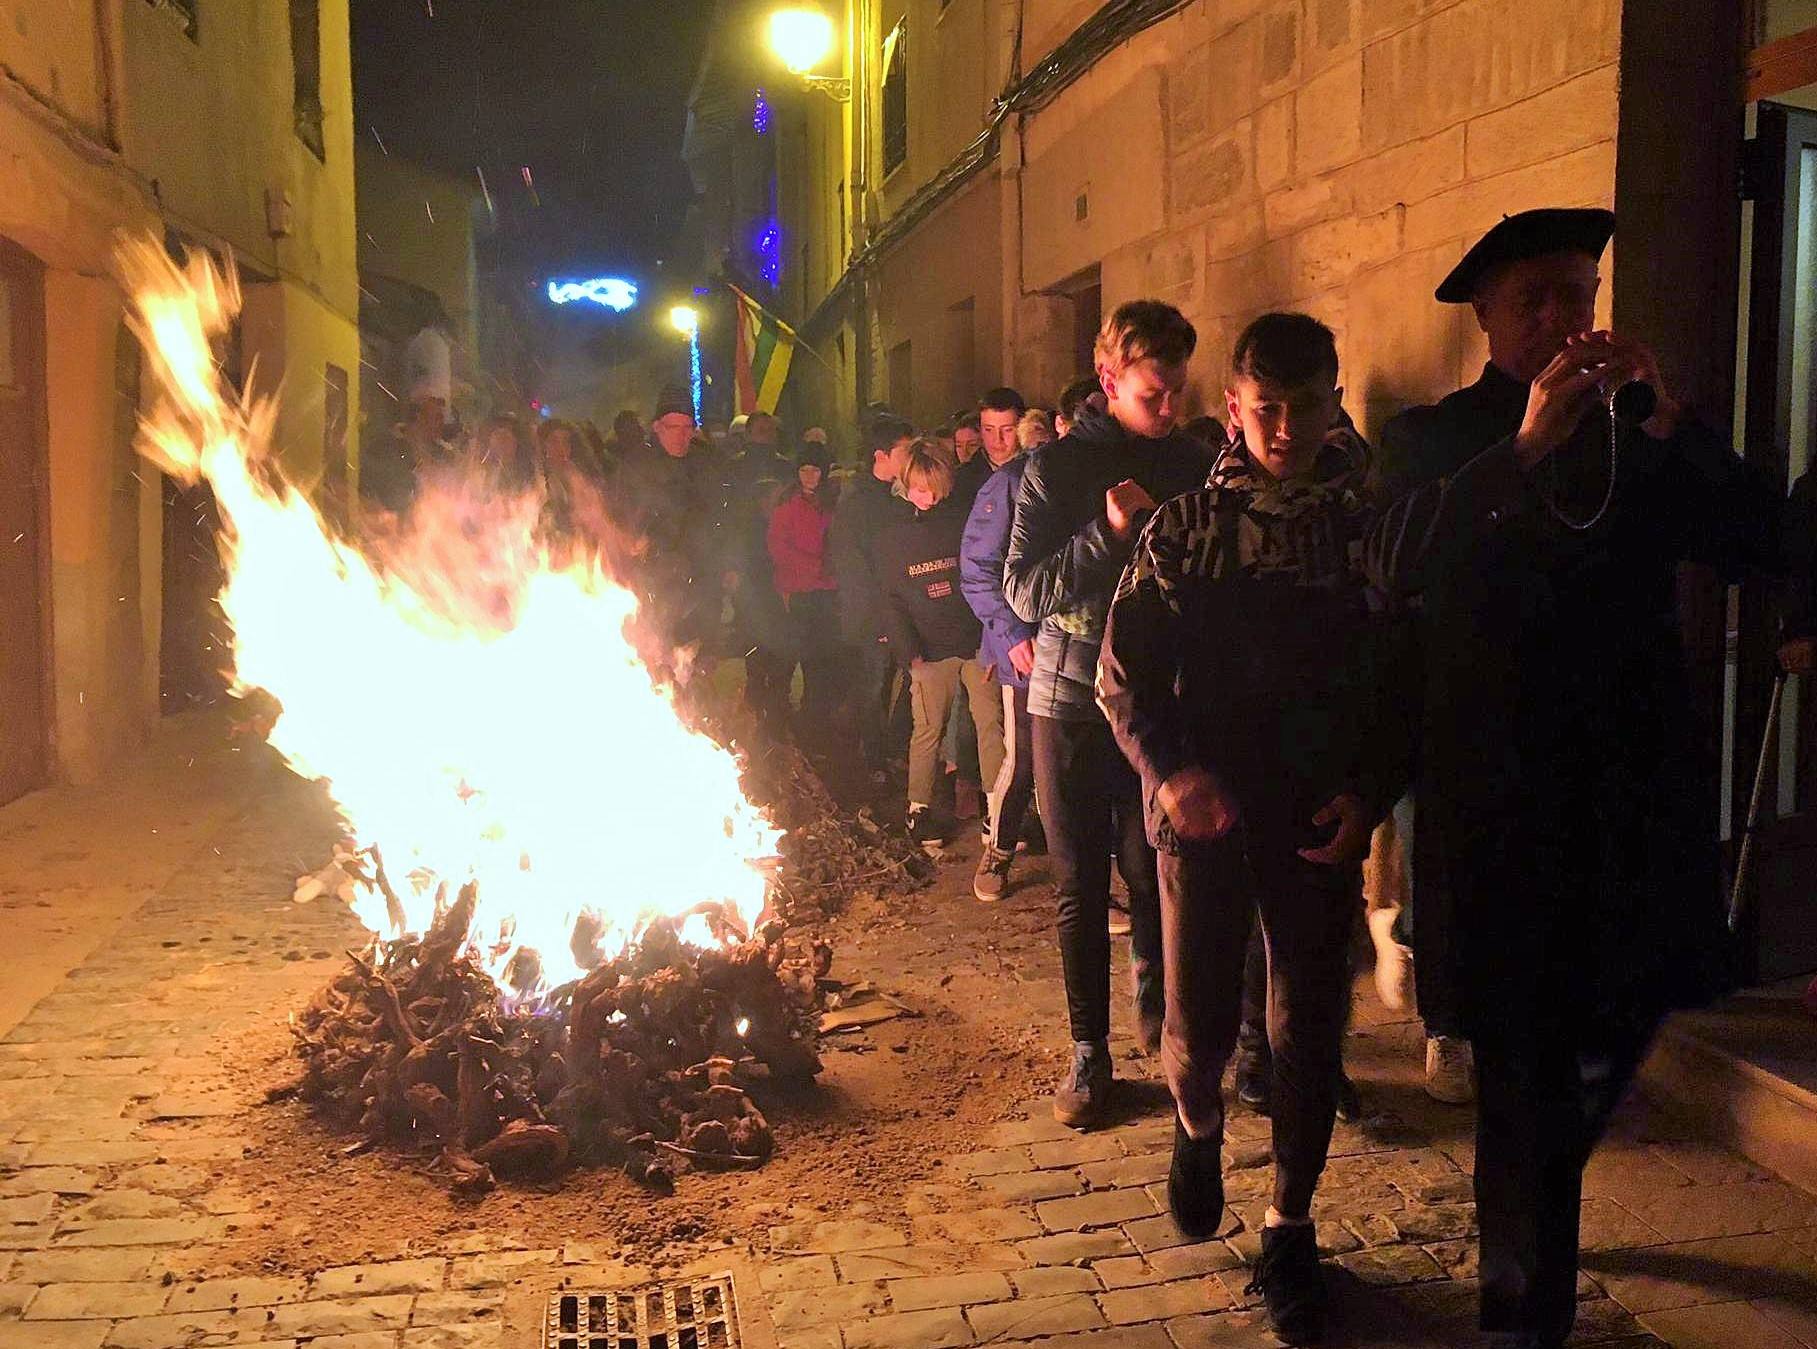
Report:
689,329,703,425
755,217,782,286
752,87,771,135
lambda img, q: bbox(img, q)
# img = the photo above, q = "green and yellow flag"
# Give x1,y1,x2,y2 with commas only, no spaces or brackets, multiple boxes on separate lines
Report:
729,283,797,415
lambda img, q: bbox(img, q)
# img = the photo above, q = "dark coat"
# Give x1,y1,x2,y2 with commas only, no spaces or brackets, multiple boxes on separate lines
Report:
874,494,984,662
612,442,732,649
1368,365,1781,1037
828,470,913,645
1002,412,1212,721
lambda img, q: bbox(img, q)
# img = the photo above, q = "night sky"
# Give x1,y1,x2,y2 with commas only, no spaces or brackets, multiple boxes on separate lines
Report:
351,1,715,281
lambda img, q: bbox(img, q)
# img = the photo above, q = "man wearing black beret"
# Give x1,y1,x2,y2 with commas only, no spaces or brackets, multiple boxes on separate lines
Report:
1368,208,1782,1348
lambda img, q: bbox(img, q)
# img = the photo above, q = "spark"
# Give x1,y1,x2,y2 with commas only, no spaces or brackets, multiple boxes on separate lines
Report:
370,126,388,155
374,379,398,403
476,167,494,218
424,200,436,225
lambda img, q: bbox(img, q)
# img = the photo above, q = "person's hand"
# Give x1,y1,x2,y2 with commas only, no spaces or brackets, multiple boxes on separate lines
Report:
1007,637,1036,678
1298,793,1371,866
909,656,927,674
1781,637,1815,675
1563,330,1682,440
1514,341,1621,466
722,570,740,592
1157,766,1240,843
1106,479,1157,539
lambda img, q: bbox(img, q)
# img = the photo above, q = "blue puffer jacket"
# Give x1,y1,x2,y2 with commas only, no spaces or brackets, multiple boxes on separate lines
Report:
959,455,1035,690
1003,412,1211,721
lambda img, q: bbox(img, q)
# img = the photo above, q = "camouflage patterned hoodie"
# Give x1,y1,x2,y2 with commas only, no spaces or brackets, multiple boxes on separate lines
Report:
1096,419,1411,852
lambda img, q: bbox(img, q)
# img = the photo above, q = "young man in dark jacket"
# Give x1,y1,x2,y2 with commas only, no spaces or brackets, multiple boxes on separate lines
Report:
828,416,915,777
1003,300,1213,1127
1099,314,1409,1344
878,441,1006,847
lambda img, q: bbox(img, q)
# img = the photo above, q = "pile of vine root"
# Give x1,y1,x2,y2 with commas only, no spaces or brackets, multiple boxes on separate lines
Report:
288,738,929,1197
290,879,834,1198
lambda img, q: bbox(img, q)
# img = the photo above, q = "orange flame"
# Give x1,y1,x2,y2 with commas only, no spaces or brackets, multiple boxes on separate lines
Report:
119,238,779,990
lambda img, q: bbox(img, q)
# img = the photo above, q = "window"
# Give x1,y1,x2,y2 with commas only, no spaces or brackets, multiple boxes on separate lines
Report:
159,0,200,42
290,0,324,160
881,19,908,177
888,339,912,417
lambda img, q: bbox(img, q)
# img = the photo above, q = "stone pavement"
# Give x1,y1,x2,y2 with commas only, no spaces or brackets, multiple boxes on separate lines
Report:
1,718,1815,1348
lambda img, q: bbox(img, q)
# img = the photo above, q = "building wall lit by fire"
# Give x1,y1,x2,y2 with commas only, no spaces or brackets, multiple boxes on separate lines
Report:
0,0,358,801
768,2,1739,445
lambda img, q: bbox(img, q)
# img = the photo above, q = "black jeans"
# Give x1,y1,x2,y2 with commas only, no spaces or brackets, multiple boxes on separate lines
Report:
986,683,1037,853
1031,713,1162,1045
1473,1011,1661,1344
1157,828,1358,1218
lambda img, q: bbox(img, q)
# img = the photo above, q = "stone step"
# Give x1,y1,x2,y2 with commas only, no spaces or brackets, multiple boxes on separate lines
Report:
1639,983,1817,1194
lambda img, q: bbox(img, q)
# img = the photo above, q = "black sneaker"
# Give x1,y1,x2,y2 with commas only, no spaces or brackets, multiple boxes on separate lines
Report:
1167,1117,1224,1240
1245,1222,1326,1345
1235,1031,1271,1113
907,805,952,854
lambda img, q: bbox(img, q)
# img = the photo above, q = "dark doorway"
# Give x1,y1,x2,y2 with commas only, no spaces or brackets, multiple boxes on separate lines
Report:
1735,100,1817,980
1070,275,1102,380
159,292,240,716
0,239,49,804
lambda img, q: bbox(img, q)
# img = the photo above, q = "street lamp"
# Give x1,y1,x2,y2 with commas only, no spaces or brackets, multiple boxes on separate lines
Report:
767,7,850,101
668,306,704,424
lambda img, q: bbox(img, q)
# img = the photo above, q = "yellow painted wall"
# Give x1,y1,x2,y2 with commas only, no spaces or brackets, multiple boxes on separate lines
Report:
121,0,360,480
0,0,108,137
0,0,359,789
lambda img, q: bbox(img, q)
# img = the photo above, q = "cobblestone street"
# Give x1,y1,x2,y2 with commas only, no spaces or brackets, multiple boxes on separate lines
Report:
2,716,1815,1349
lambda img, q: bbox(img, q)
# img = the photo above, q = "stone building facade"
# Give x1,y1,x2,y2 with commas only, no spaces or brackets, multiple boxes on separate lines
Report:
772,0,1739,442
0,1,359,801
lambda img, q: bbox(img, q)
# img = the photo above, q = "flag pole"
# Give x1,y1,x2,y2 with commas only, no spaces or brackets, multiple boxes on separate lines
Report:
724,281,841,379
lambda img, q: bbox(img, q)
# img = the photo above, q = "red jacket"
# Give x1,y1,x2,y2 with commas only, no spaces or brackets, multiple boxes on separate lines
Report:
767,490,836,596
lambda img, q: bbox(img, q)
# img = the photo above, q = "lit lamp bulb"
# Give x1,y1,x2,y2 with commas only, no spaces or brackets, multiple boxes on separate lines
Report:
768,8,835,75
668,304,700,336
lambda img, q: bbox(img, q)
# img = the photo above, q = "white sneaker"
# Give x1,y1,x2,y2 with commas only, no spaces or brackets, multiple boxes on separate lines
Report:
1424,1036,1475,1104
1366,907,1415,1012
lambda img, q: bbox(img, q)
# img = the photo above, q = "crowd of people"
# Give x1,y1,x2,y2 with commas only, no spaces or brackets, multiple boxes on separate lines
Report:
361,206,1815,1349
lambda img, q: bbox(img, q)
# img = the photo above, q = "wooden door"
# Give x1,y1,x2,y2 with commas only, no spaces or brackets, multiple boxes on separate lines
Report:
0,240,49,804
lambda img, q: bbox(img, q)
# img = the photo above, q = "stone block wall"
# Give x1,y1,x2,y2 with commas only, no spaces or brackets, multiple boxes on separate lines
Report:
1018,0,1624,436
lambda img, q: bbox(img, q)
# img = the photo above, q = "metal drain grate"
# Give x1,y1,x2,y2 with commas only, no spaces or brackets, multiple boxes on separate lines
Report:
544,1271,740,1349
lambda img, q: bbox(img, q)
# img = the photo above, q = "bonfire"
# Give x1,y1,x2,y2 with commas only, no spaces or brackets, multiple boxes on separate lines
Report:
119,239,918,1195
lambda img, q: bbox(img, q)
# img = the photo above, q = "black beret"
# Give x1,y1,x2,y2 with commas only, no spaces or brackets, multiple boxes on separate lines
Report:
652,386,695,421
1435,207,1615,303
